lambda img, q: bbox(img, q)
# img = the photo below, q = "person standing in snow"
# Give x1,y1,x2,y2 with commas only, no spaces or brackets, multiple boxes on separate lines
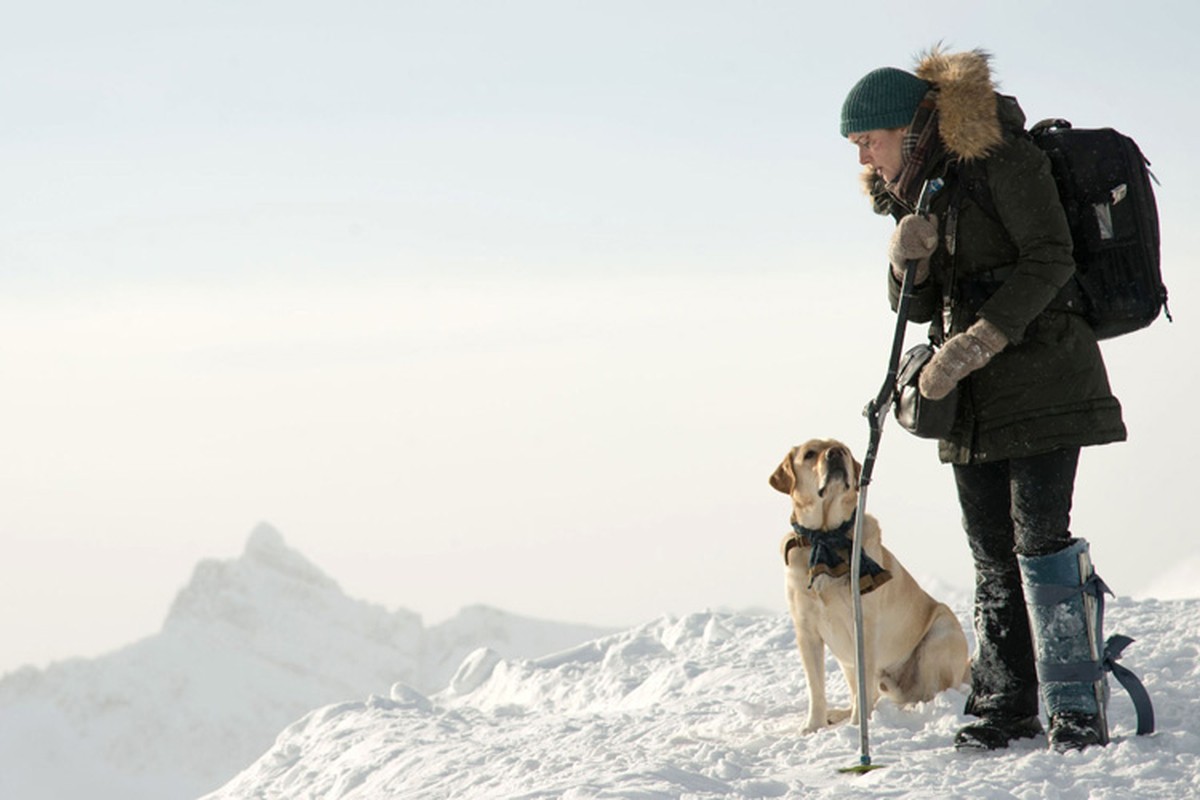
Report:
838,47,1126,752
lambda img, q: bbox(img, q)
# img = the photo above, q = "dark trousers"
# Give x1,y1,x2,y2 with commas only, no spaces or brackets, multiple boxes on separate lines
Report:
952,447,1080,719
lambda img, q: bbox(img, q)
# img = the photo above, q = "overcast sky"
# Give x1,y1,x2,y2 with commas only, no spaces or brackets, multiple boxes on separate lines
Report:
2,0,1197,674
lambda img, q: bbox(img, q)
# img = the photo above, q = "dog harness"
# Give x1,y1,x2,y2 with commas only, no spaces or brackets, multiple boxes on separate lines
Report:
786,513,893,595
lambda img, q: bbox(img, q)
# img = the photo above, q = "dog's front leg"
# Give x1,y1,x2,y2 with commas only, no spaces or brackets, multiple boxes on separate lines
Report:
797,627,828,733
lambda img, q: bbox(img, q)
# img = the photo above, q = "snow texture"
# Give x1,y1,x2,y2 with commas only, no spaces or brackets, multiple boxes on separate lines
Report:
0,524,614,800
5,525,1200,799
201,596,1200,799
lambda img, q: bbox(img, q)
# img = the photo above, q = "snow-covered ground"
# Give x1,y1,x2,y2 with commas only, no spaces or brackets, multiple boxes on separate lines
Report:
5,526,1200,799
206,596,1200,799
0,524,614,800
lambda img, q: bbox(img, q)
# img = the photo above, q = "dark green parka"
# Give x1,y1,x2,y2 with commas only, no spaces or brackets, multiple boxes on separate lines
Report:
872,50,1126,464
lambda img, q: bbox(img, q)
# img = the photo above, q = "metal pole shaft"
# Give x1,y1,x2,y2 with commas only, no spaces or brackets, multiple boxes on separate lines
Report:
849,480,873,765
848,179,933,769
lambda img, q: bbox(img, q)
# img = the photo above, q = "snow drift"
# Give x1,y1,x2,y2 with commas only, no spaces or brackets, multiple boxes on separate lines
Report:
5,524,1199,799
0,523,614,800
206,597,1200,799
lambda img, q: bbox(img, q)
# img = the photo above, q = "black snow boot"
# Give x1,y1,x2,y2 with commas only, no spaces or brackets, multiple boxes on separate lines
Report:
954,714,1043,751
1047,711,1106,752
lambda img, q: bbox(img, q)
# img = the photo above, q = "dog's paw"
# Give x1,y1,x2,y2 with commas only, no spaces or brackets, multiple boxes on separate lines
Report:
802,708,851,734
801,710,827,733
828,708,852,725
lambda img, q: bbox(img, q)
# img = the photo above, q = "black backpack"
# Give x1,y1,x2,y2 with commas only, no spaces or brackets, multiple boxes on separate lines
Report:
965,118,1170,340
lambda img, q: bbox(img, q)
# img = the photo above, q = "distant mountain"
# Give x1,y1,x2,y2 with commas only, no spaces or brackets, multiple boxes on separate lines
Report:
0,523,615,800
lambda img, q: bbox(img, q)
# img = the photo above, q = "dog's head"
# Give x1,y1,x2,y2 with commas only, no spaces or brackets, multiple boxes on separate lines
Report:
769,438,861,528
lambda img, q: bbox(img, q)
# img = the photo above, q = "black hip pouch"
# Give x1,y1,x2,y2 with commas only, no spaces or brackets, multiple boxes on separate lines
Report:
895,343,958,439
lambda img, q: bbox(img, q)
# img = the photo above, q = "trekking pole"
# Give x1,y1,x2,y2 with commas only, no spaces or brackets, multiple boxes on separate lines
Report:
839,180,933,775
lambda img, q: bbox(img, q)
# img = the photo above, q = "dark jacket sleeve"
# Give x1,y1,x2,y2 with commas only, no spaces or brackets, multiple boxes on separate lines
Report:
973,138,1076,344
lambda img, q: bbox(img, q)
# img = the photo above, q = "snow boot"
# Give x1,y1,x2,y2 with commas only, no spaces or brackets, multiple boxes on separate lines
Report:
1018,538,1110,752
953,713,1043,751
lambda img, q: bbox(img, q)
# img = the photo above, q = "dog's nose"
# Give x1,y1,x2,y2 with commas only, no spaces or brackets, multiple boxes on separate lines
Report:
826,448,844,464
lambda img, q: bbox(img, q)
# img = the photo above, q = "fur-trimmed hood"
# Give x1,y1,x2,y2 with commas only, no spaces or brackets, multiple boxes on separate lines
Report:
915,46,1002,161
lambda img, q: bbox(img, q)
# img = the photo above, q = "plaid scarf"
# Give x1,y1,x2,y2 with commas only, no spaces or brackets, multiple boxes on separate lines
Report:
888,89,946,210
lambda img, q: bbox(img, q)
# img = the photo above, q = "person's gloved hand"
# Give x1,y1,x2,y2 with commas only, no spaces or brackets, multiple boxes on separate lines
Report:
919,318,1009,400
888,213,939,284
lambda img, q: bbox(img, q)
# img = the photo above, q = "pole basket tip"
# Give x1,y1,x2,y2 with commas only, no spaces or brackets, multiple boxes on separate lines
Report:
838,760,886,775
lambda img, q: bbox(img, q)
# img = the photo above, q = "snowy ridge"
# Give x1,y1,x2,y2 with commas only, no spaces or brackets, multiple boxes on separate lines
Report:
207,598,1200,799
0,524,614,800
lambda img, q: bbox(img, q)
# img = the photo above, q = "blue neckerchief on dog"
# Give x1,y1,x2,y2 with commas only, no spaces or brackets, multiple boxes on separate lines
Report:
787,513,893,595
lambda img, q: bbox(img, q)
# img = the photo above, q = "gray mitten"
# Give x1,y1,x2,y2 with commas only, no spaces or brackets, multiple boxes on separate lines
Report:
888,213,939,284
919,319,1009,400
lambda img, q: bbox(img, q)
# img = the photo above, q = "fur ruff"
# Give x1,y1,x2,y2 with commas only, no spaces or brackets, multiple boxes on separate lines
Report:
915,46,1002,161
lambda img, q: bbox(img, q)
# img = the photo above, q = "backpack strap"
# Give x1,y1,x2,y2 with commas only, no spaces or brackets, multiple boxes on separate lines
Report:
935,171,971,344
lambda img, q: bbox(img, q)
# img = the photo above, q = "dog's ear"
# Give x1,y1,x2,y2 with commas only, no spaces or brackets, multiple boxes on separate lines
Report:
769,450,797,494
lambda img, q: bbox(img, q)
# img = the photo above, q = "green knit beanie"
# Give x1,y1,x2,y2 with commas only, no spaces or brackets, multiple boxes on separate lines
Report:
840,67,931,137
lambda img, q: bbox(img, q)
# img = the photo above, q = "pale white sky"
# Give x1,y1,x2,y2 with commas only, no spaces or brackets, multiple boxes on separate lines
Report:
2,0,1197,674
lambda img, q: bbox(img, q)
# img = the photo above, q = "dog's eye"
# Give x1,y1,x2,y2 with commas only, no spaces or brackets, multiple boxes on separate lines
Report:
802,449,817,461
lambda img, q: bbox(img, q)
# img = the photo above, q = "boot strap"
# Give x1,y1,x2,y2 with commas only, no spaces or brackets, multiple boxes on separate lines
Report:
1023,572,1111,606
1103,635,1156,736
1037,660,1103,683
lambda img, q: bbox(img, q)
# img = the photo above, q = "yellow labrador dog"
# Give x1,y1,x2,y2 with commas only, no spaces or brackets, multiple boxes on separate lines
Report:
770,438,969,733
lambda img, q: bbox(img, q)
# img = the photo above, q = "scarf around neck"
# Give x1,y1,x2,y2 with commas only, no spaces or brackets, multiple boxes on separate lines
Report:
888,88,946,211
788,514,893,595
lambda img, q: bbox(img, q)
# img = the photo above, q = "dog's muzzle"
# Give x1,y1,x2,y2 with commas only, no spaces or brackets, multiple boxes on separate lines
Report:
817,448,851,498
